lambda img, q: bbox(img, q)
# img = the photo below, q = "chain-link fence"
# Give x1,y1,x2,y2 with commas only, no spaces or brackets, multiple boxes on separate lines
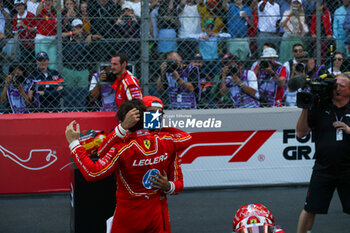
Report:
0,0,348,113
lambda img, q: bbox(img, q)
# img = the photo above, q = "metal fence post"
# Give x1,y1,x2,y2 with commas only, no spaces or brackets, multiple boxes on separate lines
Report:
141,0,150,96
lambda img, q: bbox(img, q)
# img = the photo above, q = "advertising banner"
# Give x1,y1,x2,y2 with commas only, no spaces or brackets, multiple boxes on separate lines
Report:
0,108,314,194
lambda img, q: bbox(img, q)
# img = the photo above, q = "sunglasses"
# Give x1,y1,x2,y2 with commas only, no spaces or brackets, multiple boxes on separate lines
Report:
334,58,343,61
293,49,303,53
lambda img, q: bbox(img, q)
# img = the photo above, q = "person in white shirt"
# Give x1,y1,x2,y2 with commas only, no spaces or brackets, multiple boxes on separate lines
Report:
0,0,10,34
257,0,281,57
327,52,345,76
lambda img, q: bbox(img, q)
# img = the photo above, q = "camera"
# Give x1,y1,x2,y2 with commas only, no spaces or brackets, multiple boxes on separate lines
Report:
104,70,116,83
227,65,238,76
12,74,25,84
296,74,336,108
166,60,179,73
295,63,306,73
260,60,271,69
122,15,133,21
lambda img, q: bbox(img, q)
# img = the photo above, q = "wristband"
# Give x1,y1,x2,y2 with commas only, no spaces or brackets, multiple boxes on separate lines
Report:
69,31,73,36
239,82,244,88
287,17,290,21
246,17,249,21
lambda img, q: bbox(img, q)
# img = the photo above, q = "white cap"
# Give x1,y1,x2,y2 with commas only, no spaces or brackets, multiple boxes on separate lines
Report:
261,48,278,58
292,0,302,4
14,0,25,4
71,19,83,27
122,2,133,10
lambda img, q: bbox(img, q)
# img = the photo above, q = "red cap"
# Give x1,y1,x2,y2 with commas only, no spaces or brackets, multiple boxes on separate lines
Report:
142,96,164,109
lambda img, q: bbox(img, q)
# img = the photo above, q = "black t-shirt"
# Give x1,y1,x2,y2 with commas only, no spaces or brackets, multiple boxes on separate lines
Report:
308,102,350,174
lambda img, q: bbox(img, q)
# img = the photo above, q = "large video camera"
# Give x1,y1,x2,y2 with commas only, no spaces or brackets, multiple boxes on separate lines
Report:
288,74,336,108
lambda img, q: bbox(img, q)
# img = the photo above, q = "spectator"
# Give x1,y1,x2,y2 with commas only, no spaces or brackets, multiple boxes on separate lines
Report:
35,0,58,69
188,20,230,78
114,2,140,61
248,0,259,58
279,0,308,64
62,19,101,111
283,43,304,106
333,0,349,55
0,64,34,113
88,0,120,38
26,0,40,16
220,54,260,108
177,0,201,62
327,52,345,75
251,47,287,107
257,0,281,57
12,0,37,72
119,0,141,17
157,51,200,109
190,53,214,108
79,1,90,34
310,1,332,60
0,0,10,35
0,34,20,76
224,0,254,61
89,62,117,111
28,51,64,112
62,0,80,33
156,0,179,56
197,0,224,33
108,52,142,108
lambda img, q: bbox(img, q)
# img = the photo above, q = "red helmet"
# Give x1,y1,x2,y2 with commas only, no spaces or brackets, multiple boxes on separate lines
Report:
233,203,276,233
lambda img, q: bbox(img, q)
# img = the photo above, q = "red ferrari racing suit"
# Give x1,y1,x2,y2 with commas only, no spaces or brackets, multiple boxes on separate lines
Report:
111,71,143,108
69,125,191,233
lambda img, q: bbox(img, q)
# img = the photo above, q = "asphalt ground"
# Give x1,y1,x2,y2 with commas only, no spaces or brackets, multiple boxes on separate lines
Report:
0,186,349,233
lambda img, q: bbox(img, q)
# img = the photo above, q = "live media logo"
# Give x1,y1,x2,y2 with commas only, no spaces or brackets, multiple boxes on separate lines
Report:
143,111,162,129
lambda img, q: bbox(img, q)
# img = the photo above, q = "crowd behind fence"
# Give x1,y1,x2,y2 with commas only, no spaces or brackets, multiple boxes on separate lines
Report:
0,0,349,113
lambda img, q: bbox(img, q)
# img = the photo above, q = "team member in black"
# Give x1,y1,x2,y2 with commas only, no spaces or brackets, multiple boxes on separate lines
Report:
296,73,350,233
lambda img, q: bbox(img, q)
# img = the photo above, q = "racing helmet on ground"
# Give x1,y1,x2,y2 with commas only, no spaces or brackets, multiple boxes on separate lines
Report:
233,203,277,233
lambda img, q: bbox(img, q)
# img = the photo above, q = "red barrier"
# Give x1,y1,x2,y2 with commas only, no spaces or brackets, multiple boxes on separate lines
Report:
0,112,116,194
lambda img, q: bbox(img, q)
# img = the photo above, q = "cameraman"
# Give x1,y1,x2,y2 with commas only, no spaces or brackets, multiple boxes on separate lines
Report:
251,47,287,107
219,54,259,108
0,64,33,113
296,73,350,233
157,51,200,109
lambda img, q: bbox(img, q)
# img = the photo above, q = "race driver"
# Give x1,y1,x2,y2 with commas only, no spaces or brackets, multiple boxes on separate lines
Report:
65,99,191,233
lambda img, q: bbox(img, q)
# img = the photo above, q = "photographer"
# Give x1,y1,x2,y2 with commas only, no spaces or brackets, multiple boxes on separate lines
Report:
251,47,287,107
157,51,200,109
0,64,33,113
285,50,308,106
91,53,142,110
114,3,140,61
296,73,350,233
89,63,118,111
219,54,259,108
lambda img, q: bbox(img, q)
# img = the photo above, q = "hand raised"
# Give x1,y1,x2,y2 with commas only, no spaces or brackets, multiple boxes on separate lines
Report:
65,120,80,144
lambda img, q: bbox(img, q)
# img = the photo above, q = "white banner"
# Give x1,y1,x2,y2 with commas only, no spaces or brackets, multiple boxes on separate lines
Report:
164,107,314,188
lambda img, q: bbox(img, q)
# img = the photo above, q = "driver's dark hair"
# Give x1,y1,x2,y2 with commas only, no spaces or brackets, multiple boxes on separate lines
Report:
116,99,146,132
112,52,128,65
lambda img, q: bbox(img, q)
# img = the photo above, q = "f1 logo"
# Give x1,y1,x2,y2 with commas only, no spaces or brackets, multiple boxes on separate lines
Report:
178,130,275,164
143,111,161,129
